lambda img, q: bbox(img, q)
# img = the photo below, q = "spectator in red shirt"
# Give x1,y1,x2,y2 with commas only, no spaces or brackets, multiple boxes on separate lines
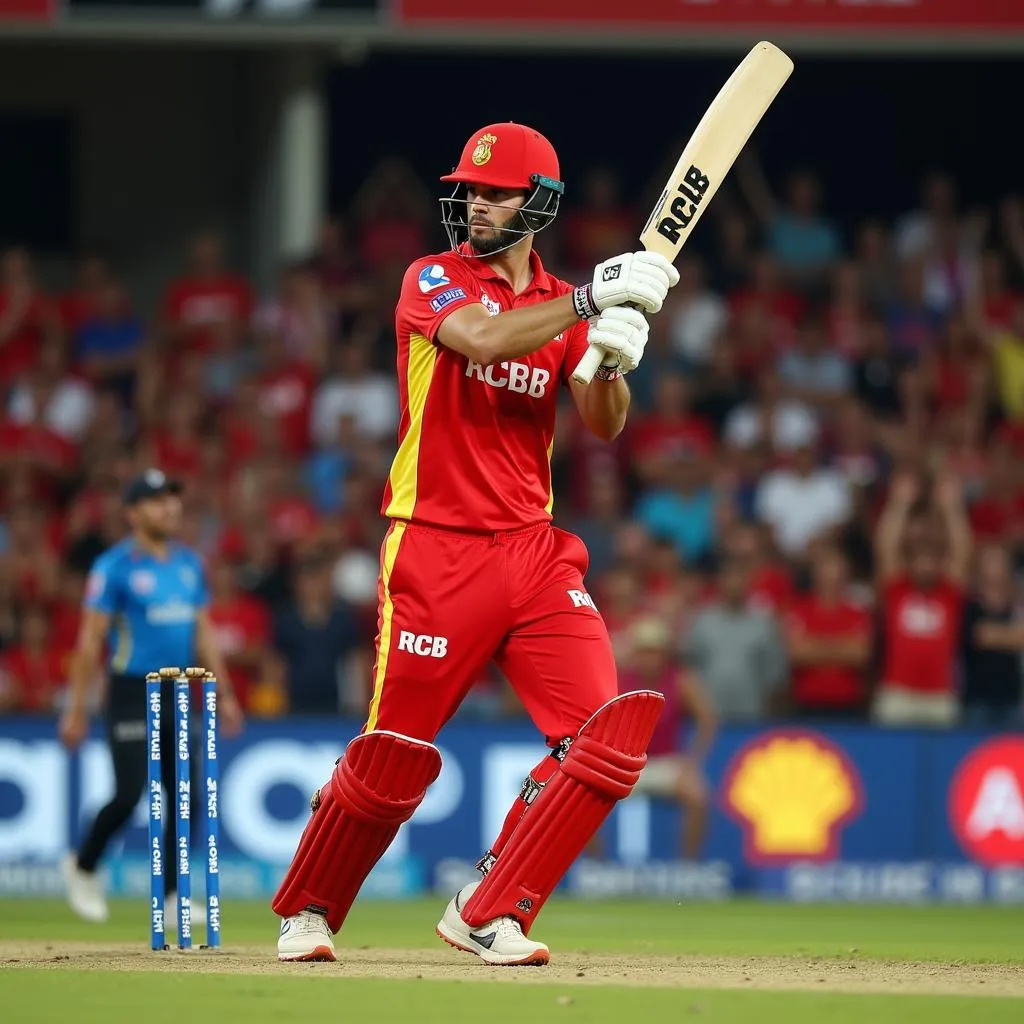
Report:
50,566,85,671
253,261,331,371
720,521,794,616
827,260,870,358
786,546,872,718
968,445,1024,545
0,411,78,506
729,253,805,349
561,168,636,276
161,231,254,353
0,606,66,713
555,402,631,518
921,311,987,418
142,393,204,484
628,372,714,487
597,561,646,667
259,457,319,549
352,158,431,275
1,503,62,605
874,472,971,726
207,557,272,712
619,617,717,860
0,247,60,384
255,331,315,458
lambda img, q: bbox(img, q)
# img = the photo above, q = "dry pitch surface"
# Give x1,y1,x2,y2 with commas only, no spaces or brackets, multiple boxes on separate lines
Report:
3,939,1024,998
2,899,1023,1023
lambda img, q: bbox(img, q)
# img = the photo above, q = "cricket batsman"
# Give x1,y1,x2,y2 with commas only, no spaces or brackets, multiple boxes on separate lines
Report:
274,123,678,965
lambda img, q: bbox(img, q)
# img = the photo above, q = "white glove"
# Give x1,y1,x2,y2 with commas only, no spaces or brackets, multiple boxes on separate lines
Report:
588,251,680,315
586,306,649,377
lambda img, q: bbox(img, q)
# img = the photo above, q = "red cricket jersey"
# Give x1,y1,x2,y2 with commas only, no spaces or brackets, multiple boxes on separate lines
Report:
881,574,963,694
208,595,271,709
162,274,254,351
257,363,315,457
382,248,590,531
0,646,65,712
788,595,871,708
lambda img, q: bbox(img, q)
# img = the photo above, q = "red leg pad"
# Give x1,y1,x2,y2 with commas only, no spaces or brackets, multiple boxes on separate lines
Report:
272,730,441,932
461,690,664,933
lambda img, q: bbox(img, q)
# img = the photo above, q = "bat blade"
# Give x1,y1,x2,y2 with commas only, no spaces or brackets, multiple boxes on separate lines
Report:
573,41,793,385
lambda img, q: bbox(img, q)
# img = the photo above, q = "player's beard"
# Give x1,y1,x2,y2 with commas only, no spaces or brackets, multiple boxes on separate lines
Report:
468,213,527,257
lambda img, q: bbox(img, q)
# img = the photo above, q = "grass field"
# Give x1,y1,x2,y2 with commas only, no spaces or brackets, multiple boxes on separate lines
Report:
2,897,1023,1023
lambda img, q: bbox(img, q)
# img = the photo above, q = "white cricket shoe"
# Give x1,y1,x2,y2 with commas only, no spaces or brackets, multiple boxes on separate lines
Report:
62,854,109,923
165,893,207,929
277,910,336,962
436,881,549,966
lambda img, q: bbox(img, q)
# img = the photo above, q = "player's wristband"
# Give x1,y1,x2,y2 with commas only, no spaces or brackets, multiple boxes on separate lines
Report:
572,284,600,321
594,362,623,382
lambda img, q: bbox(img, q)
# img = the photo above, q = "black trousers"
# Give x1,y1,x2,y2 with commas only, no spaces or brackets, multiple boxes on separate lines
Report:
77,674,201,894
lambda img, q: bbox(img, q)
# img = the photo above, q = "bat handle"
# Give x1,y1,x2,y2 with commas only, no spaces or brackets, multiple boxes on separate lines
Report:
571,345,605,385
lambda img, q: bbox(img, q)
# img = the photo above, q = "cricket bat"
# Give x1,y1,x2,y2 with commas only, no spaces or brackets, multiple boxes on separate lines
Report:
573,40,794,385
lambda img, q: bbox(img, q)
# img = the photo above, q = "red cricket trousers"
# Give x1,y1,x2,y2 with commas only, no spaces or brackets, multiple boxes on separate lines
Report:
366,520,616,745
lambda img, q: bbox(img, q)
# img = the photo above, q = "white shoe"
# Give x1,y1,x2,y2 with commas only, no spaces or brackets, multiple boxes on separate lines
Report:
436,881,549,966
277,910,336,962
62,854,109,923
165,893,206,929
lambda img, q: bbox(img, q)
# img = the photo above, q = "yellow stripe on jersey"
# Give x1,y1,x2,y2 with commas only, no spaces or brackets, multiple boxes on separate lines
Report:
385,333,438,520
544,435,556,515
365,521,407,733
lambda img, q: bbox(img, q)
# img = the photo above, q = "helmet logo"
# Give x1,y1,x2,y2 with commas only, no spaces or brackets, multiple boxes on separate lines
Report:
471,133,497,167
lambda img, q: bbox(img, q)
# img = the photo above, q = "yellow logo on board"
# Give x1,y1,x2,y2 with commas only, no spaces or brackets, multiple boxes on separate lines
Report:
471,133,498,166
723,731,863,864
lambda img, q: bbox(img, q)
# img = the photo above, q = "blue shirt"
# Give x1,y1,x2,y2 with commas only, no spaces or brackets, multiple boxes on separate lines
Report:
304,450,352,514
75,318,145,361
85,539,209,677
273,602,359,715
635,488,716,564
769,214,841,270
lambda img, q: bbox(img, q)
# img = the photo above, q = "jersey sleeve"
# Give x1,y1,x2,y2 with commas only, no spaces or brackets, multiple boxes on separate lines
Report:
397,257,480,342
560,321,591,386
84,557,121,616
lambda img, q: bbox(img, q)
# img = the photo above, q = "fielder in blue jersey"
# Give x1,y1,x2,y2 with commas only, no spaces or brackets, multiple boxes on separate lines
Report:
58,468,243,923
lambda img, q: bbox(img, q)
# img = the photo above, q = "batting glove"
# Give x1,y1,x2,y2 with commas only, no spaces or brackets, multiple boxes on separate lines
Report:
573,252,680,319
586,306,650,379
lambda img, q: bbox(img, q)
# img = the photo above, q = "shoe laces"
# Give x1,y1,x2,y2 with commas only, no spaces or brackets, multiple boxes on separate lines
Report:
493,915,526,940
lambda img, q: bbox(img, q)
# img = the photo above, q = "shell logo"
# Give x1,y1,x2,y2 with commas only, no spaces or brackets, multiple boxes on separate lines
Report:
722,730,864,865
949,737,1024,866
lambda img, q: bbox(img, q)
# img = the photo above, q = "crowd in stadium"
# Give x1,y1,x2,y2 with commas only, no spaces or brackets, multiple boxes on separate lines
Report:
1,153,1023,732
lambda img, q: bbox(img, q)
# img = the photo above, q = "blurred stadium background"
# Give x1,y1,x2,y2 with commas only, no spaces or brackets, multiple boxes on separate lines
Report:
2,1,1024,909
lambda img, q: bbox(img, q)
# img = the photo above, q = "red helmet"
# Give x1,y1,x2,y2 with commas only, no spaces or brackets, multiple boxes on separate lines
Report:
441,122,560,191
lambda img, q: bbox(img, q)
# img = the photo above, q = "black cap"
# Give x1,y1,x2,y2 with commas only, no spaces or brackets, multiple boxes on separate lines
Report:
123,468,183,506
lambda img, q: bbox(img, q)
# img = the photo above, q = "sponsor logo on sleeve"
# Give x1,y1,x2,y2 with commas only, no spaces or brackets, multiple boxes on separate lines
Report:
430,287,467,314
418,264,451,293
